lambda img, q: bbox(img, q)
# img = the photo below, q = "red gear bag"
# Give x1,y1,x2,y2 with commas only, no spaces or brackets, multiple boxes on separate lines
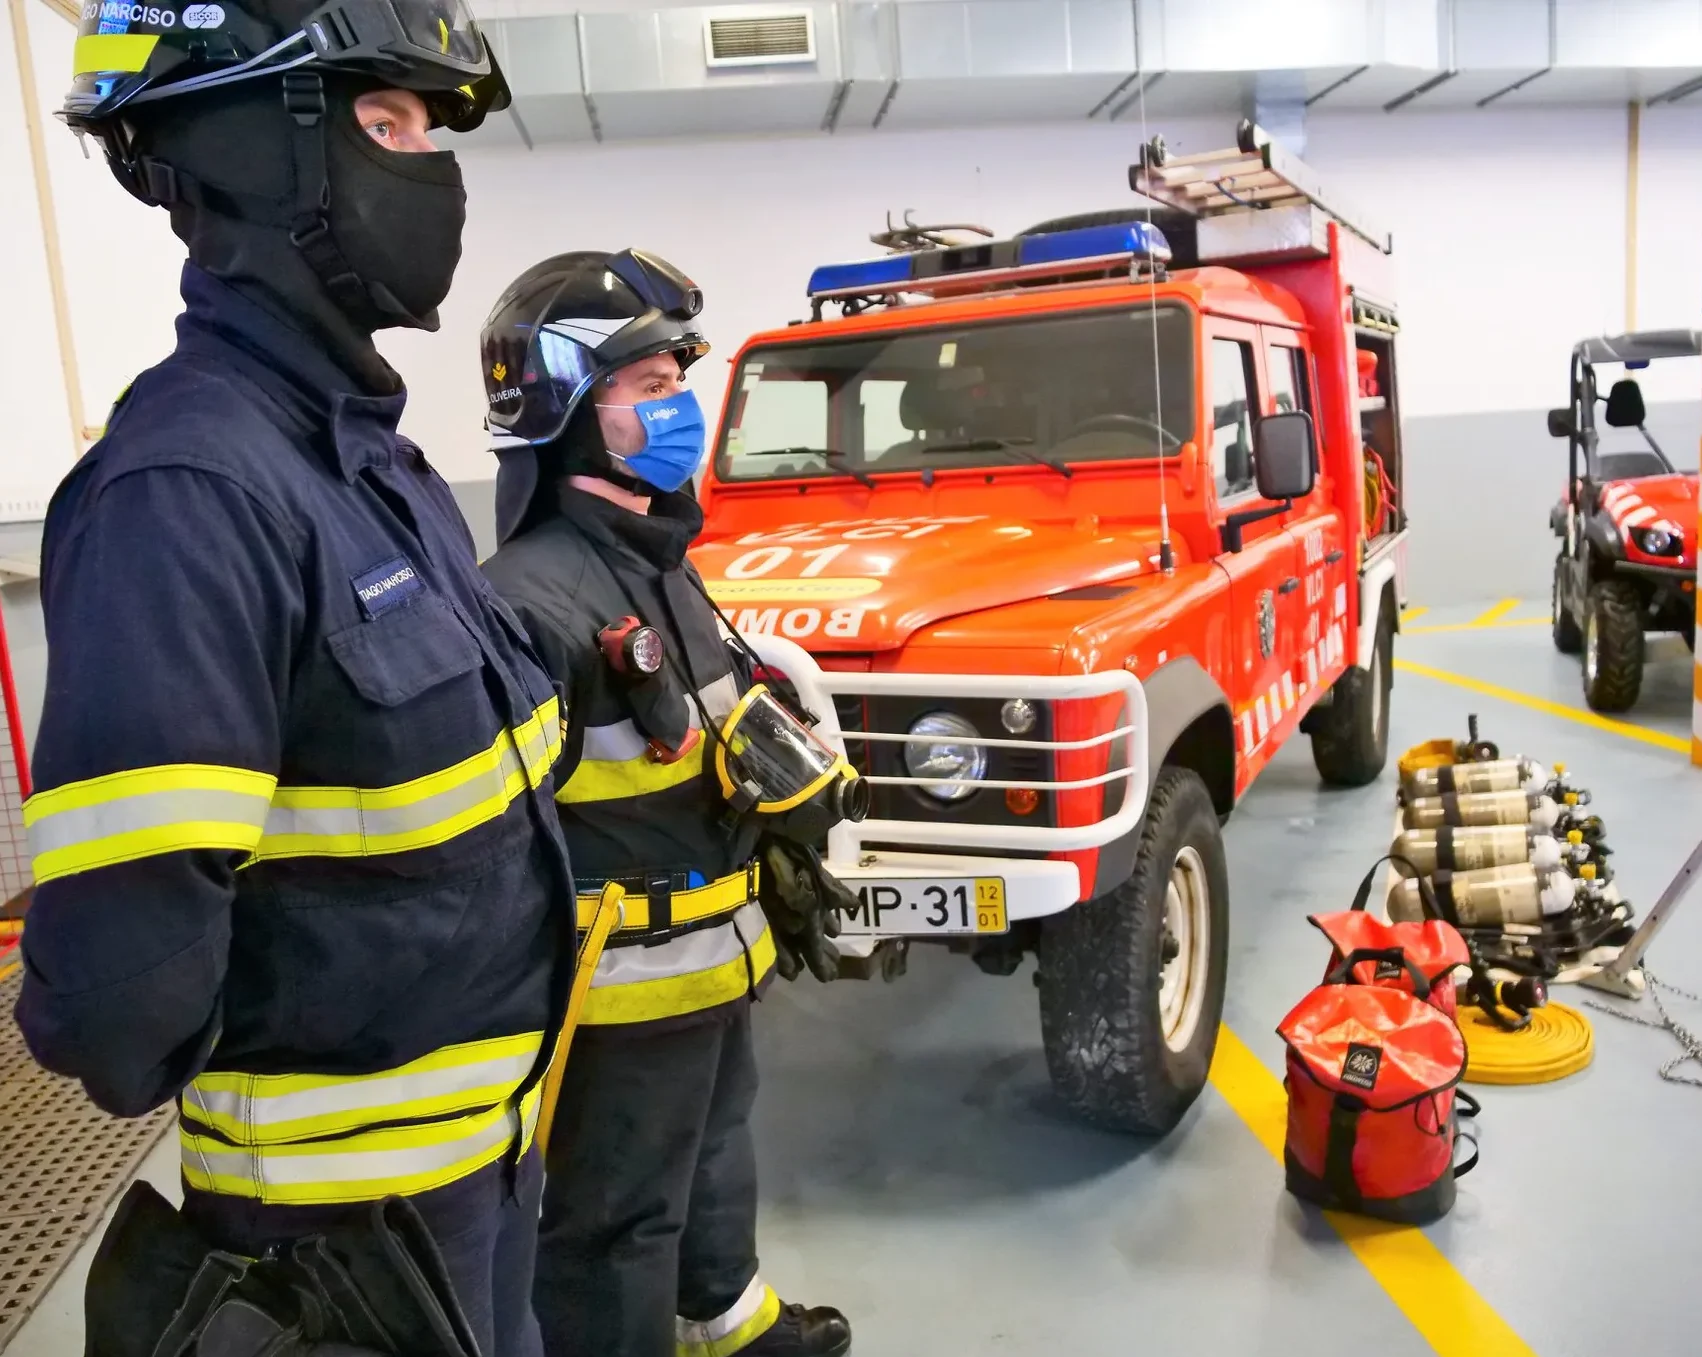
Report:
1277,859,1479,1224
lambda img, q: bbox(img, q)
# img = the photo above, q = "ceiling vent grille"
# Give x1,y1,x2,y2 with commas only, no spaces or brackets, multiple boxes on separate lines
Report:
704,12,816,67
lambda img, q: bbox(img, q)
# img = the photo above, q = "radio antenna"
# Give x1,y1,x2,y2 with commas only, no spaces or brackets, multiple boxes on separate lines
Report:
1134,58,1175,575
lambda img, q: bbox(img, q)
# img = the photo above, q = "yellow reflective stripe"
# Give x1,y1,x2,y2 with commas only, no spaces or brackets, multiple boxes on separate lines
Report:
582,913,776,1025
24,764,277,885
574,865,754,932
180,1083,543,1206
558,738,705,805
677,1280,782,1357
255,698,558,861
73,32,158,75
512,695,562,788
182,1031,543,1146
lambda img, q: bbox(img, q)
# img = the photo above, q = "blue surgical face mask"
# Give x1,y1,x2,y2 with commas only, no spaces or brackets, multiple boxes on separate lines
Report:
596,388,707,493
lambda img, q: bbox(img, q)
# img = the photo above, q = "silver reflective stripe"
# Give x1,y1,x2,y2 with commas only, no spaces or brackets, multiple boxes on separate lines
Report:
183,1047,538,1134
678,1276,773,1345
698,673,741,723
580,719,651,763
260,744,523,845
184,1105,522,1192
591,903,767,989
27,788,272,858
579,676,737,763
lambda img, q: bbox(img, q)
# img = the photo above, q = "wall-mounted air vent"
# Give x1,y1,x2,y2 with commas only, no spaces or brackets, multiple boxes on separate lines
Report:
703,11,816,68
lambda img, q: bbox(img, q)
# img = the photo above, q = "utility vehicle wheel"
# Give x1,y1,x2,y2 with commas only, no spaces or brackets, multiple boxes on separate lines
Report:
1582,580,1644,712
1038,767,1228,1135
1551,556,1582,654
1310,610,1393,787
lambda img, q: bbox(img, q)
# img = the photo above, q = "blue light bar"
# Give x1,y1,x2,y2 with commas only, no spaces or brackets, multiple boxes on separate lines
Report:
806,219,1171,303
805,254,915,299
1018,220,1170,267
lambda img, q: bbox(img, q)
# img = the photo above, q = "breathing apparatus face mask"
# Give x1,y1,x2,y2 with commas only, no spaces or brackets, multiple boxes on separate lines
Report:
595,388,708,494
714,684,869,842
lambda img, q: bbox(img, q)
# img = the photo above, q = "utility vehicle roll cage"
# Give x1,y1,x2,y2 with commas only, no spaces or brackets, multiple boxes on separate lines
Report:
1550,330,1702,497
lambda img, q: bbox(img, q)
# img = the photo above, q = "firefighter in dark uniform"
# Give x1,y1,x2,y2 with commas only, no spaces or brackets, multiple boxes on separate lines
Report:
16,5,571,1354
479,251,857,1357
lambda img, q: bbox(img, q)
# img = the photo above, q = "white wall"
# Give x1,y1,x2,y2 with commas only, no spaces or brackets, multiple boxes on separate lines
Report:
0,0,87,519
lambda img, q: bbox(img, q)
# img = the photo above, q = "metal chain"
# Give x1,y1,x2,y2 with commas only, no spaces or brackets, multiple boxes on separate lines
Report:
1584,971,1702,1086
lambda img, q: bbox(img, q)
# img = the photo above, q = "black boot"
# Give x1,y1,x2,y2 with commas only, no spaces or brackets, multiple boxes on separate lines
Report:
742,1301,852,1356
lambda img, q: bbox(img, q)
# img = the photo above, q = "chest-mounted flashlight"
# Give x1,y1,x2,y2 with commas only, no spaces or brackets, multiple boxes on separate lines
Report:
598,615,665,678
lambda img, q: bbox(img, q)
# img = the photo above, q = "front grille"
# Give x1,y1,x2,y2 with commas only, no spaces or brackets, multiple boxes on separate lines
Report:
865,695,1056,829
833,695,869,777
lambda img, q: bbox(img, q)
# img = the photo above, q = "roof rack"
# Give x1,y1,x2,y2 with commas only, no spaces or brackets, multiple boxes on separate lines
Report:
1130,119,1392,260
1576,330,1702,366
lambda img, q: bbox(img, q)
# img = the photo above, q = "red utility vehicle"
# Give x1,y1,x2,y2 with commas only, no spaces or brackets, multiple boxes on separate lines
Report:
1547,330,1701,712
690,123,1411,1132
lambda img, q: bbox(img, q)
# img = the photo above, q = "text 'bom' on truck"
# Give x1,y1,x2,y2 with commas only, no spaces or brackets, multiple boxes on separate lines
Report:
690,120,1411,1134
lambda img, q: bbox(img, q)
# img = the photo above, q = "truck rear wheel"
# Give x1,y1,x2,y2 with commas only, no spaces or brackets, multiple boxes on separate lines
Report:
1551,555,1582,654
1037,767,1228,1135
1582,579,1643,712
1310,611,1392,787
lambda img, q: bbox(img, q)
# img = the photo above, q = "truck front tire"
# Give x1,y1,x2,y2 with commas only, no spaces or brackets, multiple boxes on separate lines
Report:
1310,610,1393,787
1582,579,1644,712
1038,767,1228,1135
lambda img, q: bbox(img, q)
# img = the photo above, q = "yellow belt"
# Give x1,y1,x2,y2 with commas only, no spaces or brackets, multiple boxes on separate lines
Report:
573,865,757,933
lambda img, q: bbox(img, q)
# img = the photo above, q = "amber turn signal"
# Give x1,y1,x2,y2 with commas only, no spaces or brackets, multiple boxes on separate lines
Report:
1006,788,1040,816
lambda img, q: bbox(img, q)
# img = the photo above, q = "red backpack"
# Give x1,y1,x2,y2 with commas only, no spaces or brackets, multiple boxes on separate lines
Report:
1277,861,1480,1224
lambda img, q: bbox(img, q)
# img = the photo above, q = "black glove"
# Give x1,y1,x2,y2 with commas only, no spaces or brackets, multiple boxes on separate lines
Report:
757,837,853,983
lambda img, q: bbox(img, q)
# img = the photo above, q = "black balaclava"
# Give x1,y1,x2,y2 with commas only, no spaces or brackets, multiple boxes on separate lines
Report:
134,75,467,394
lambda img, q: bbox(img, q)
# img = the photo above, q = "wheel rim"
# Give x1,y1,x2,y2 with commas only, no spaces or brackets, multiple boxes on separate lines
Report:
1158,846,1211,1053
1585,611,1599,684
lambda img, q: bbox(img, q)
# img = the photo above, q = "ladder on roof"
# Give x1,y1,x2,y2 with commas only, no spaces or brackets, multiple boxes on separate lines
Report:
1131,119,1392,256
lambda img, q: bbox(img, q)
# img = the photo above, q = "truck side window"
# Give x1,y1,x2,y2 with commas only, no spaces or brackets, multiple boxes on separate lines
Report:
1269,345,1309,414
1210,338,1258,503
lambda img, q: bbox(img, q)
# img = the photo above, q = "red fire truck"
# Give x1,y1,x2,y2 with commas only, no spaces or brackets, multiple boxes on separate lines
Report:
690,122,1410,1133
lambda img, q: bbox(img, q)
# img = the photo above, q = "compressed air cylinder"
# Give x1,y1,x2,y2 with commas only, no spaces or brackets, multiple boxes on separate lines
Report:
1390,826,1571,877
1403,758,1548,798
1387,863,1578,927
1401,790,1567,832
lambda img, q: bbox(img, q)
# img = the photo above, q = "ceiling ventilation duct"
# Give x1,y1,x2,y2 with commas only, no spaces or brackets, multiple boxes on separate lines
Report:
705,11,818,66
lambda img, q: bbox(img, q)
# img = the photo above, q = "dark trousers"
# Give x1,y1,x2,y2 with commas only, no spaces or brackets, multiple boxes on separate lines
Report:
534,1002,761,1357
181,1148,546,1357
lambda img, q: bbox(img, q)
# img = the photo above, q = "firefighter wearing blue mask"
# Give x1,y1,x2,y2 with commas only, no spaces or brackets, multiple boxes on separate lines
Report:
18,3,573,1353
480,251,855,1357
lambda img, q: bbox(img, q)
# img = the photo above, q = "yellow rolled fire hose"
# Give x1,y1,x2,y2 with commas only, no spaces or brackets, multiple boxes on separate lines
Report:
1461,1000,1595,1085
534,881,625,1155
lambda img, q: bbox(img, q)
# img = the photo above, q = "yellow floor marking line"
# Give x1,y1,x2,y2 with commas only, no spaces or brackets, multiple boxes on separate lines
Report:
1469,598,1521,627
1209,1026,1539,1357
1400,606,1430,625
1404,618,1552,636
0,959,18,985
1394,658,1687,753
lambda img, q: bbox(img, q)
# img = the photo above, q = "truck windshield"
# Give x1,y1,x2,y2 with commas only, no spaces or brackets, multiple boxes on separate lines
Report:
715,304,1195,483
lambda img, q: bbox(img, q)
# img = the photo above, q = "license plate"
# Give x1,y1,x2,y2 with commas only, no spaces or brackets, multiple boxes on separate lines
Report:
837,877,1008,936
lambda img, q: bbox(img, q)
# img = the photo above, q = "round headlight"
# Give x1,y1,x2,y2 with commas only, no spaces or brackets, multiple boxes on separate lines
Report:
904,712,987,802
629,626,666,676
1000,698,1038,735
1638,526,1678,555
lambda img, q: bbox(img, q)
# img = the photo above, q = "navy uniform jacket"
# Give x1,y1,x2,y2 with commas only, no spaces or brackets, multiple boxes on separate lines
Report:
15,265,574,1207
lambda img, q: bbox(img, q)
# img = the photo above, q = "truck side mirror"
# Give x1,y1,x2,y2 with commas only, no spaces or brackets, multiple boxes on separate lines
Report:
1547,407,1574,439
1253,411,1316,501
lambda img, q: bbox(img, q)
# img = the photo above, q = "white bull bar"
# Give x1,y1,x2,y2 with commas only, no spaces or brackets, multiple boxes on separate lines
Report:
740,635,1151,939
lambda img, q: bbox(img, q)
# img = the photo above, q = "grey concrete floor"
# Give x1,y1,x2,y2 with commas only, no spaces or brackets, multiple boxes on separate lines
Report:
11,596,1702,1356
